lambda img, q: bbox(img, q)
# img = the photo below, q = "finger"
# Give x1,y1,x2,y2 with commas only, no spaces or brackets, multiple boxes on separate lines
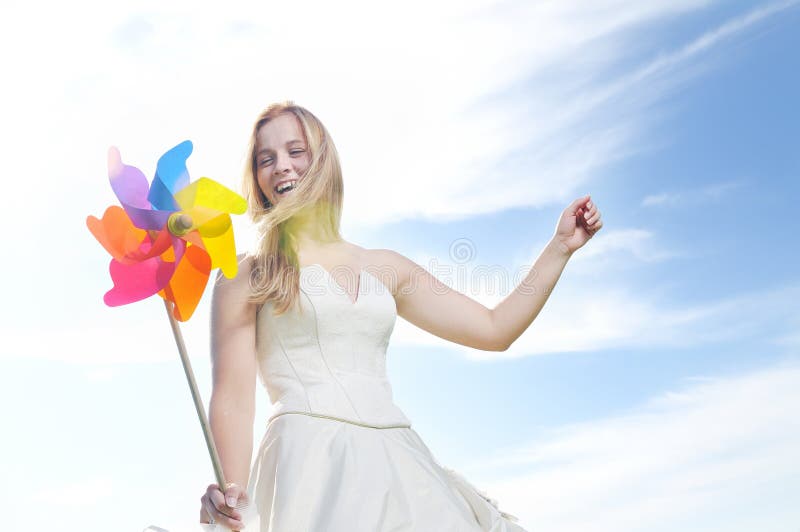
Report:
204,498,245,530
566,194,591,213
586,211,601,225
580,209,594,228
210,489,243,521
575,210,587,231
224,485,243,508
199,506,214,525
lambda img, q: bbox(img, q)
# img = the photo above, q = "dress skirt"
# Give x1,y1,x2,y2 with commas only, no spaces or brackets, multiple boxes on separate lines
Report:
228,412,527,532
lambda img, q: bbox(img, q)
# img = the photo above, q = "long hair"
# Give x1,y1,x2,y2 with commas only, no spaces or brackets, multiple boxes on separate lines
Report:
242,101,344,315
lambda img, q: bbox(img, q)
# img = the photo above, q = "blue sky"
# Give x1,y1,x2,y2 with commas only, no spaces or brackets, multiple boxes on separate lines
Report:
0,1,798,531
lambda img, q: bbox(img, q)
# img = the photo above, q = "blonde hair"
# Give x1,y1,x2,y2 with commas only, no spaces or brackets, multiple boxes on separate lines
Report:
242,101,344,315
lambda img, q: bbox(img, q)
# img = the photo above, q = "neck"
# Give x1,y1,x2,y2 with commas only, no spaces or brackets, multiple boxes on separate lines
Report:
284,207,341,251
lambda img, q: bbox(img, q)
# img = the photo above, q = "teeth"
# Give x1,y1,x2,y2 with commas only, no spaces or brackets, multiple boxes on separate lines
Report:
275,180,297,194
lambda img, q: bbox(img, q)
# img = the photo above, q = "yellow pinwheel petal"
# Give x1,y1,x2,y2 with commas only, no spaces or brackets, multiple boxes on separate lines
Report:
180,206,231,237
174,177,247,214
201,223,238,278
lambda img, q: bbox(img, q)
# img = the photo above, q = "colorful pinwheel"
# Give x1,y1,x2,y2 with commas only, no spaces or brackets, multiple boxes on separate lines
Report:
87,141,248,518
86,140,246,321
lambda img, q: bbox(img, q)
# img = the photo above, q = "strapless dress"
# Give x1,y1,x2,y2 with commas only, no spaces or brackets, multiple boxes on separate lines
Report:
219,263,526,531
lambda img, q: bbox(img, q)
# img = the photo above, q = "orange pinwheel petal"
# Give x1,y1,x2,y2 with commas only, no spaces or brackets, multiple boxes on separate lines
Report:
160,245,211,321
87,206,146,263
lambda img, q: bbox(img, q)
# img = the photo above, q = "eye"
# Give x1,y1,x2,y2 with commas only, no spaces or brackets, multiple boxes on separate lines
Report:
290,149,305,156
259,157,273,167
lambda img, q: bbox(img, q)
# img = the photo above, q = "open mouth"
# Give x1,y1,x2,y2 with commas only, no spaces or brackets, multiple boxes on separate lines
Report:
274,180,298,195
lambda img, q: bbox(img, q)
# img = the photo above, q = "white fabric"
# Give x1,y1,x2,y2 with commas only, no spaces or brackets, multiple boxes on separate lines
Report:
204,264,527,531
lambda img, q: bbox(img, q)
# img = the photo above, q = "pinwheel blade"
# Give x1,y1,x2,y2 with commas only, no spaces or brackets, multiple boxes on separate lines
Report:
87,206,147,263
200,222,239,278
108,147,171,230
149,140,192,211
102,236,187,306
90,141,244,322
174,177,247,214
104,257,177,306
161,245,212,321
179,205,228,233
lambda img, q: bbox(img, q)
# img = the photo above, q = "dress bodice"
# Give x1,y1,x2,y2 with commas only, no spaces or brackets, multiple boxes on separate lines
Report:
255,264,412,428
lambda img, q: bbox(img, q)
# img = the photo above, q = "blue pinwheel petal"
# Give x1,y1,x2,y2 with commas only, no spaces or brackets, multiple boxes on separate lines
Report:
148,140,193,211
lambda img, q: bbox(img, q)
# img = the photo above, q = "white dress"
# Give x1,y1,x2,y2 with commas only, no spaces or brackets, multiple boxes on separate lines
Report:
240,263,526,531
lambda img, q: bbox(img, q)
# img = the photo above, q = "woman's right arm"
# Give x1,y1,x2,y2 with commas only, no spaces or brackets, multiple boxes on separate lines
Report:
200,255,257,530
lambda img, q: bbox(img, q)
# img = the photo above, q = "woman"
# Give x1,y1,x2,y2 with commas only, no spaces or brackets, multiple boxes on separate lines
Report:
199,101,602,531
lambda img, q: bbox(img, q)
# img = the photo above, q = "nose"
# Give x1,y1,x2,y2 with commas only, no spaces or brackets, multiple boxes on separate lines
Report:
273,151,292,177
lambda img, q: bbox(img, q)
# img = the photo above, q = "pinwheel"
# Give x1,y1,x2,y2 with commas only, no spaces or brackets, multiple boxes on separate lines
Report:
87,140,246,321
86,140,248,525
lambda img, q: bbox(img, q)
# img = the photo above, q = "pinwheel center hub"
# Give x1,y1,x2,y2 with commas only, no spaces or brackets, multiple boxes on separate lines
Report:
167,212,194,236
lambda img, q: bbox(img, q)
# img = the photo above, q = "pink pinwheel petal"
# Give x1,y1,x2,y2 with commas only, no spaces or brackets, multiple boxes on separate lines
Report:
103,235,186,306
104,257,176,306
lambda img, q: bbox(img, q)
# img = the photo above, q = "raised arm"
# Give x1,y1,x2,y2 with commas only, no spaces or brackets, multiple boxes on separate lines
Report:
200,255,257,530
377,194,602,352
376,248,507,351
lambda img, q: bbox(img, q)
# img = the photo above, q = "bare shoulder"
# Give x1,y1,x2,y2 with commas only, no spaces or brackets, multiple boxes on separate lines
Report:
212,253,255,304
362,248,418,295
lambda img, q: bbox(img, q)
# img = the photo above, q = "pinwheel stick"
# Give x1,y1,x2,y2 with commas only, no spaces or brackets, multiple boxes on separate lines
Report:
163,299,228,492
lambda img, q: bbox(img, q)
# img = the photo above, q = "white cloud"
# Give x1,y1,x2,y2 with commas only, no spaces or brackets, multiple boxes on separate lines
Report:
390,238,800,360
4,0,790,232
641,179,747,207
1,0,791,349
642,192,682,206
0,297,213,365
470,360,800,531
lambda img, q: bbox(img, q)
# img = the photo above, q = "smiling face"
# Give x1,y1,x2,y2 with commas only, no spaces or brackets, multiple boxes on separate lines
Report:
255,113,311,207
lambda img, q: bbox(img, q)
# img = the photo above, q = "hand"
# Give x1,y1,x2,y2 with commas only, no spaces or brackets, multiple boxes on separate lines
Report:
553,194,603,254
200,482,247,530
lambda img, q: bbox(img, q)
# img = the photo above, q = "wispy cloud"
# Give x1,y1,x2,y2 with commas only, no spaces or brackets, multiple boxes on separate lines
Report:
431,1,796,220
3,1,791,234
471,360,800,531
392,243,800,360
641,179,747,207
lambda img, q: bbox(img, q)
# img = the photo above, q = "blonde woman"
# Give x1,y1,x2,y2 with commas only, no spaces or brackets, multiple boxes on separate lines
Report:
198,102,603,531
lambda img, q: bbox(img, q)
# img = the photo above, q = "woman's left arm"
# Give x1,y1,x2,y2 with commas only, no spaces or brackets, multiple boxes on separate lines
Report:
378,194,602,352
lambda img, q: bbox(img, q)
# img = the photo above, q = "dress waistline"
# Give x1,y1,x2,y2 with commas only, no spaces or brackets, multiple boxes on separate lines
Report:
268,411,412,429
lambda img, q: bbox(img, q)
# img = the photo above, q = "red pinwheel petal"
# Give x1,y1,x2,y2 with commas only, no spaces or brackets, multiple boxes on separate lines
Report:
127,228,174,262
160,244,211,321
